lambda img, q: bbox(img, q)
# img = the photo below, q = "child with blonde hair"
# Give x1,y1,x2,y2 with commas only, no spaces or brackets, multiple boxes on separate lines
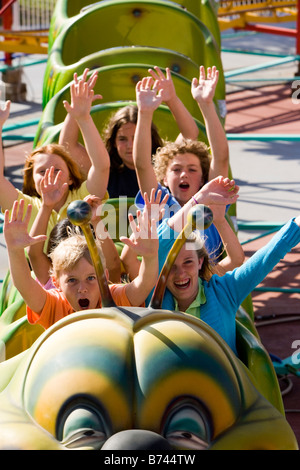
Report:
4,199,159,330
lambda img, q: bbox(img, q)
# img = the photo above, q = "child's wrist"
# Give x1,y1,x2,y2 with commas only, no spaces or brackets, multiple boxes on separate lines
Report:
41,202,55,212
76,114,92,124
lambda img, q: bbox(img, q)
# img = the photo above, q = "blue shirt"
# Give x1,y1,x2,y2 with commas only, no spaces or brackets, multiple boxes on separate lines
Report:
152,217,300,354
135,183,223,258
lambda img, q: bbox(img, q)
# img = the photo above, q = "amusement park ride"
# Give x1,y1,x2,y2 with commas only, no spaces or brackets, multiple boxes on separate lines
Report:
0,0,299,451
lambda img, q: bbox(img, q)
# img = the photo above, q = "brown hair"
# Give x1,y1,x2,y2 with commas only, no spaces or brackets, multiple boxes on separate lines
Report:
153,138,211,188
103,105,163,172
22,143,84,197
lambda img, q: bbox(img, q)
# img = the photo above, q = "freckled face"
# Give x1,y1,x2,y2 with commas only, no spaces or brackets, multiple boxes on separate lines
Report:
163,153,204,206
166,245,203,312
32,153,73,197
55,257,100,312
115,122,136,169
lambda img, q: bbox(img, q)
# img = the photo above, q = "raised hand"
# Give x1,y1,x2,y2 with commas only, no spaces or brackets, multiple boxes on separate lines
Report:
147,66,176,104
194,176,239,206
40,166,69,209
83,194,102,224
74,68,102,102
63,70,102,121
0,99,10,127
4,199,47,252
120,204,158,258
136,76,164,114
143,187,168,223
191,65,219,105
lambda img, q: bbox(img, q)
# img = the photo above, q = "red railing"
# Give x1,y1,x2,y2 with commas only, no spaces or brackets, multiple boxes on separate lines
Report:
0,0,16,65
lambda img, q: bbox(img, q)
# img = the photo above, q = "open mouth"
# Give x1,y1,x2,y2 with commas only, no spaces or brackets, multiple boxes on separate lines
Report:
179,182,190,191
174,279,191,290
78,298,90,309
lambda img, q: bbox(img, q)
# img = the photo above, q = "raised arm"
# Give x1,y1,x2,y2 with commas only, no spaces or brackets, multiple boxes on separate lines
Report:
63,72,110,199
209,203,245,275
148,66,199,141
0,100,19,211
134,76,163,197
59,69,99,179
4,200,48,314
120,203,158,305
191,66,229,180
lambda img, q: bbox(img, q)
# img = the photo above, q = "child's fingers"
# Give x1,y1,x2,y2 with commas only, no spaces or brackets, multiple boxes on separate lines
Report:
144,76,154,89
88,70,98,89
48,166,55,184
128,213,139,237
206,67,212,79
153,66,166,80
199,65,205,80
4,208,10,226
16,198,25,221
165,67,172,80
92,93,102,103
3,100,11,113
148,68,159,82
63,100,71,113
150,217,158,238
159,207,165,221
10,199,19,221
82,68,89,82
30,234,48,246
53,169,64,186
154,188,161,203
144,191,150,206
160,192,169,207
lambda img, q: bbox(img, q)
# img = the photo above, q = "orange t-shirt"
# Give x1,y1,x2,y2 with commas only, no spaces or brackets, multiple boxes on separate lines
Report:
27,284,134,329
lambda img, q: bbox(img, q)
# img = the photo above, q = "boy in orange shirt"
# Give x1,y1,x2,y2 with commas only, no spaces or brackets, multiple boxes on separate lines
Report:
3,199,158,329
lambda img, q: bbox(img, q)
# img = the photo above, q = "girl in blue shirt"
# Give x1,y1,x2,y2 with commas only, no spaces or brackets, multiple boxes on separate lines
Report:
158,215,300,354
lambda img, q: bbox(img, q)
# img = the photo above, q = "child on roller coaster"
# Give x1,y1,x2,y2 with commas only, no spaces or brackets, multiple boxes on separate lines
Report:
0,70,110,241
58,67,199,198
3,197,159,329
134,65,229,260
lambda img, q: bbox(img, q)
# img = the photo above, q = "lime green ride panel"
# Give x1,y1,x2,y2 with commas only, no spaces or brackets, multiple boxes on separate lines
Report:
48,0,221,53
0,0,297,449
43,0,224,106
43,46,201,106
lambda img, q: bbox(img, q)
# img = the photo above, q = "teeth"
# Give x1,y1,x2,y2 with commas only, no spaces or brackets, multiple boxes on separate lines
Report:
174,279,190,288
